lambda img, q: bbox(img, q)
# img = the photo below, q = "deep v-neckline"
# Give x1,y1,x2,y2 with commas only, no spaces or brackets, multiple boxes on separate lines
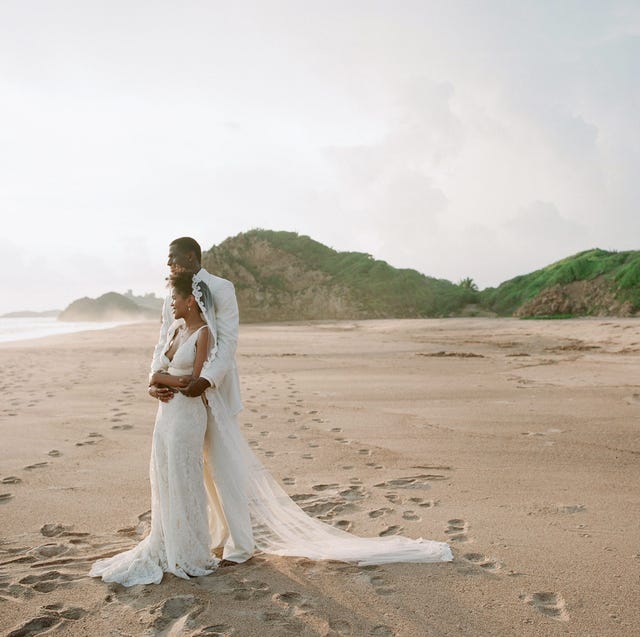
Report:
165,325,206,362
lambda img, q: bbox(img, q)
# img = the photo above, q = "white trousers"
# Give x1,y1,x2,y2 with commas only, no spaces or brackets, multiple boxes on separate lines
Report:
203,407,255,563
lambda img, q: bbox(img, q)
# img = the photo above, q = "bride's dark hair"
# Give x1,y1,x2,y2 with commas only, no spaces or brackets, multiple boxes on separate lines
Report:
167,271,212,311
168,271,193,298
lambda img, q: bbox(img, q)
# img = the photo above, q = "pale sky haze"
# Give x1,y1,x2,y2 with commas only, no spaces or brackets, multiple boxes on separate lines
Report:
1,1,638,314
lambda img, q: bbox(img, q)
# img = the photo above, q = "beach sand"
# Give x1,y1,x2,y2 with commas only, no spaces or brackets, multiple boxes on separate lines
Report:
1,318,638,636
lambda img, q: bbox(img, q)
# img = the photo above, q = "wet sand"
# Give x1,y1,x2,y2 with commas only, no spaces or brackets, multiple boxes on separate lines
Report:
1,318,638,636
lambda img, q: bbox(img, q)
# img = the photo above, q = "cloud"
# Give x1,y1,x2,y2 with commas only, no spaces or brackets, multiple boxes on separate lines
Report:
0,1,638,308
504,201,587,243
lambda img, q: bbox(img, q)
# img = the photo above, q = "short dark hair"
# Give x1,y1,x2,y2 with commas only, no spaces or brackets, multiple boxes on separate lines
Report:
170,237,201,262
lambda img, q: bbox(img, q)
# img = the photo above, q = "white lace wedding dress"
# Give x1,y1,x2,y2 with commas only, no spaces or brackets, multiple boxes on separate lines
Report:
91,316,452,587
90,325,218,586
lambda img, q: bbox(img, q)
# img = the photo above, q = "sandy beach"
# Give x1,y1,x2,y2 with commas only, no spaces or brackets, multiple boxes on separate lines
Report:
1,317,638,636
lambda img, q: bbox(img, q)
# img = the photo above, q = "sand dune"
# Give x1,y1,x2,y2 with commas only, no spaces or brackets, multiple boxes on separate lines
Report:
1,318,638,636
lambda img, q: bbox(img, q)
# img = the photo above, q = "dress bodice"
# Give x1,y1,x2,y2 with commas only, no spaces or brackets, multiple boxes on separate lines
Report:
163,323,206,376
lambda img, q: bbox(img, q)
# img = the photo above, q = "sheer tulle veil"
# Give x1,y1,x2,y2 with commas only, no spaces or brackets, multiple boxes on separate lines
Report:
192,273,453,566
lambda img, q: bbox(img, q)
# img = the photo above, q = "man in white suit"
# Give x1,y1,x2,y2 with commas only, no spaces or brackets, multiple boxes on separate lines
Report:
148,236,254,565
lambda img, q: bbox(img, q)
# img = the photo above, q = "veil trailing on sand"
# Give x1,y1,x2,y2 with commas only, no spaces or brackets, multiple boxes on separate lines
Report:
192,274,453,566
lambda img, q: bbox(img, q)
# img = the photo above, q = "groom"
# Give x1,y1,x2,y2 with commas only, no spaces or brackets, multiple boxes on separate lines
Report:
148,236,254,565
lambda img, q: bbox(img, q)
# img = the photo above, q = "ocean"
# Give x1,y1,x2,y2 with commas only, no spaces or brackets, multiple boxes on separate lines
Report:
0,317,126,344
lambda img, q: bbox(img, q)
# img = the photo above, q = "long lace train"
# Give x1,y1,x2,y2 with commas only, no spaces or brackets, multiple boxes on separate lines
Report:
205,391,453,566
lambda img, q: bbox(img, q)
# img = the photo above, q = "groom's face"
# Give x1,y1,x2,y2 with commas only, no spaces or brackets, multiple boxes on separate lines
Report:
167,245,196,275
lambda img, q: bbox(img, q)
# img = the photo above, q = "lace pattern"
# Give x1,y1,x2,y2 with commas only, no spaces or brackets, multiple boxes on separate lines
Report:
90,329,219,586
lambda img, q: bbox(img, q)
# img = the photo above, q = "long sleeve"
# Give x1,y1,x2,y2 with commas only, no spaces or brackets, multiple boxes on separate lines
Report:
150,295,173,376
200,279,239,389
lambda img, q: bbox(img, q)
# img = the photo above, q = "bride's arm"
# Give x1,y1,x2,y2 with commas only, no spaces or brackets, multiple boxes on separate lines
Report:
150,371,191,389
191,328,210,380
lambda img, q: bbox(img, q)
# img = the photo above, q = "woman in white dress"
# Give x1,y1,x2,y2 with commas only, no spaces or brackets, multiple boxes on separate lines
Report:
90,272,218,585
90,272,453,587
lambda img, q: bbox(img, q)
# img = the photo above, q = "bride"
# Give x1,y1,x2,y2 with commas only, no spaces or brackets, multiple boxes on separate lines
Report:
90,243,452,587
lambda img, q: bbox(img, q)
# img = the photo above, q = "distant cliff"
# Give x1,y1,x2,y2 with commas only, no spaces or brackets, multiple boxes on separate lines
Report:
202,230,477,321
57,236,640,323
58,292,162,322
480,249,640,317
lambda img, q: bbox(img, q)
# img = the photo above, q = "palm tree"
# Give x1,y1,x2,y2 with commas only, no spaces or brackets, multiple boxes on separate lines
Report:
458,277,478,292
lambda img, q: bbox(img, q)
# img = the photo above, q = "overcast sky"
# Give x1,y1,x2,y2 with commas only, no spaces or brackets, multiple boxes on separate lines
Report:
1,1,638,314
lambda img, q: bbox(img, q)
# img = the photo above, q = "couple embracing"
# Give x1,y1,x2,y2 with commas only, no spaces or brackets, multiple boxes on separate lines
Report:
90,237,452,587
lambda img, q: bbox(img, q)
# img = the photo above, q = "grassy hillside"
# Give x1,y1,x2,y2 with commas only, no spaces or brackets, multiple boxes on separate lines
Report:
202,229,477,321
480,249,640,317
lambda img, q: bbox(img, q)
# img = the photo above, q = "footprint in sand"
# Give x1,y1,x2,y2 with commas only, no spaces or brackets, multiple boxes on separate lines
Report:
328,619,353,635
445,518,471,543
232,579,271,601
5,604,87,637
19,570,75,593
111,424,133,430
408,496,437,508
462,552,501,572
402,510,421,521
0,493,13,503
302,453,314,460
272,590,315,615
192,625,235,636
24,462,48,471
282,477,296,486
31,543,69,559
522,591,569,621
378,525,403,538
2,476,22,484
368,507,393,519
362,570,397,596
339,485,366,502
333,519,353,531
47,450,61,457
146,595,205,633
374,474,446,490
260,591,313,635
370,626,397,636
313,484,340,492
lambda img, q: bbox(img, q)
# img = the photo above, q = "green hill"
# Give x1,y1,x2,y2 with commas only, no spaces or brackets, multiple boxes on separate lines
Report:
480,249,640,317
202,229,478,321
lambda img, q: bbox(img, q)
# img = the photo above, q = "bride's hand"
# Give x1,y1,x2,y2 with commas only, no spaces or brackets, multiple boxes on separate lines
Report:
149,384,176,402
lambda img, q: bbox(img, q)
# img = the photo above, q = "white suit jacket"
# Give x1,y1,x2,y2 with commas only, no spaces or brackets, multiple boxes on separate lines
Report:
151,268,243,416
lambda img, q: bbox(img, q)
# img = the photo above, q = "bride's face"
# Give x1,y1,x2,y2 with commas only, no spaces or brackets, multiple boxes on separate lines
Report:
171,290,190,320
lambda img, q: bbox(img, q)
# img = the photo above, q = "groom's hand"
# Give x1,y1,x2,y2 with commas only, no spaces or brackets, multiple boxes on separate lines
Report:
180,377,211,397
